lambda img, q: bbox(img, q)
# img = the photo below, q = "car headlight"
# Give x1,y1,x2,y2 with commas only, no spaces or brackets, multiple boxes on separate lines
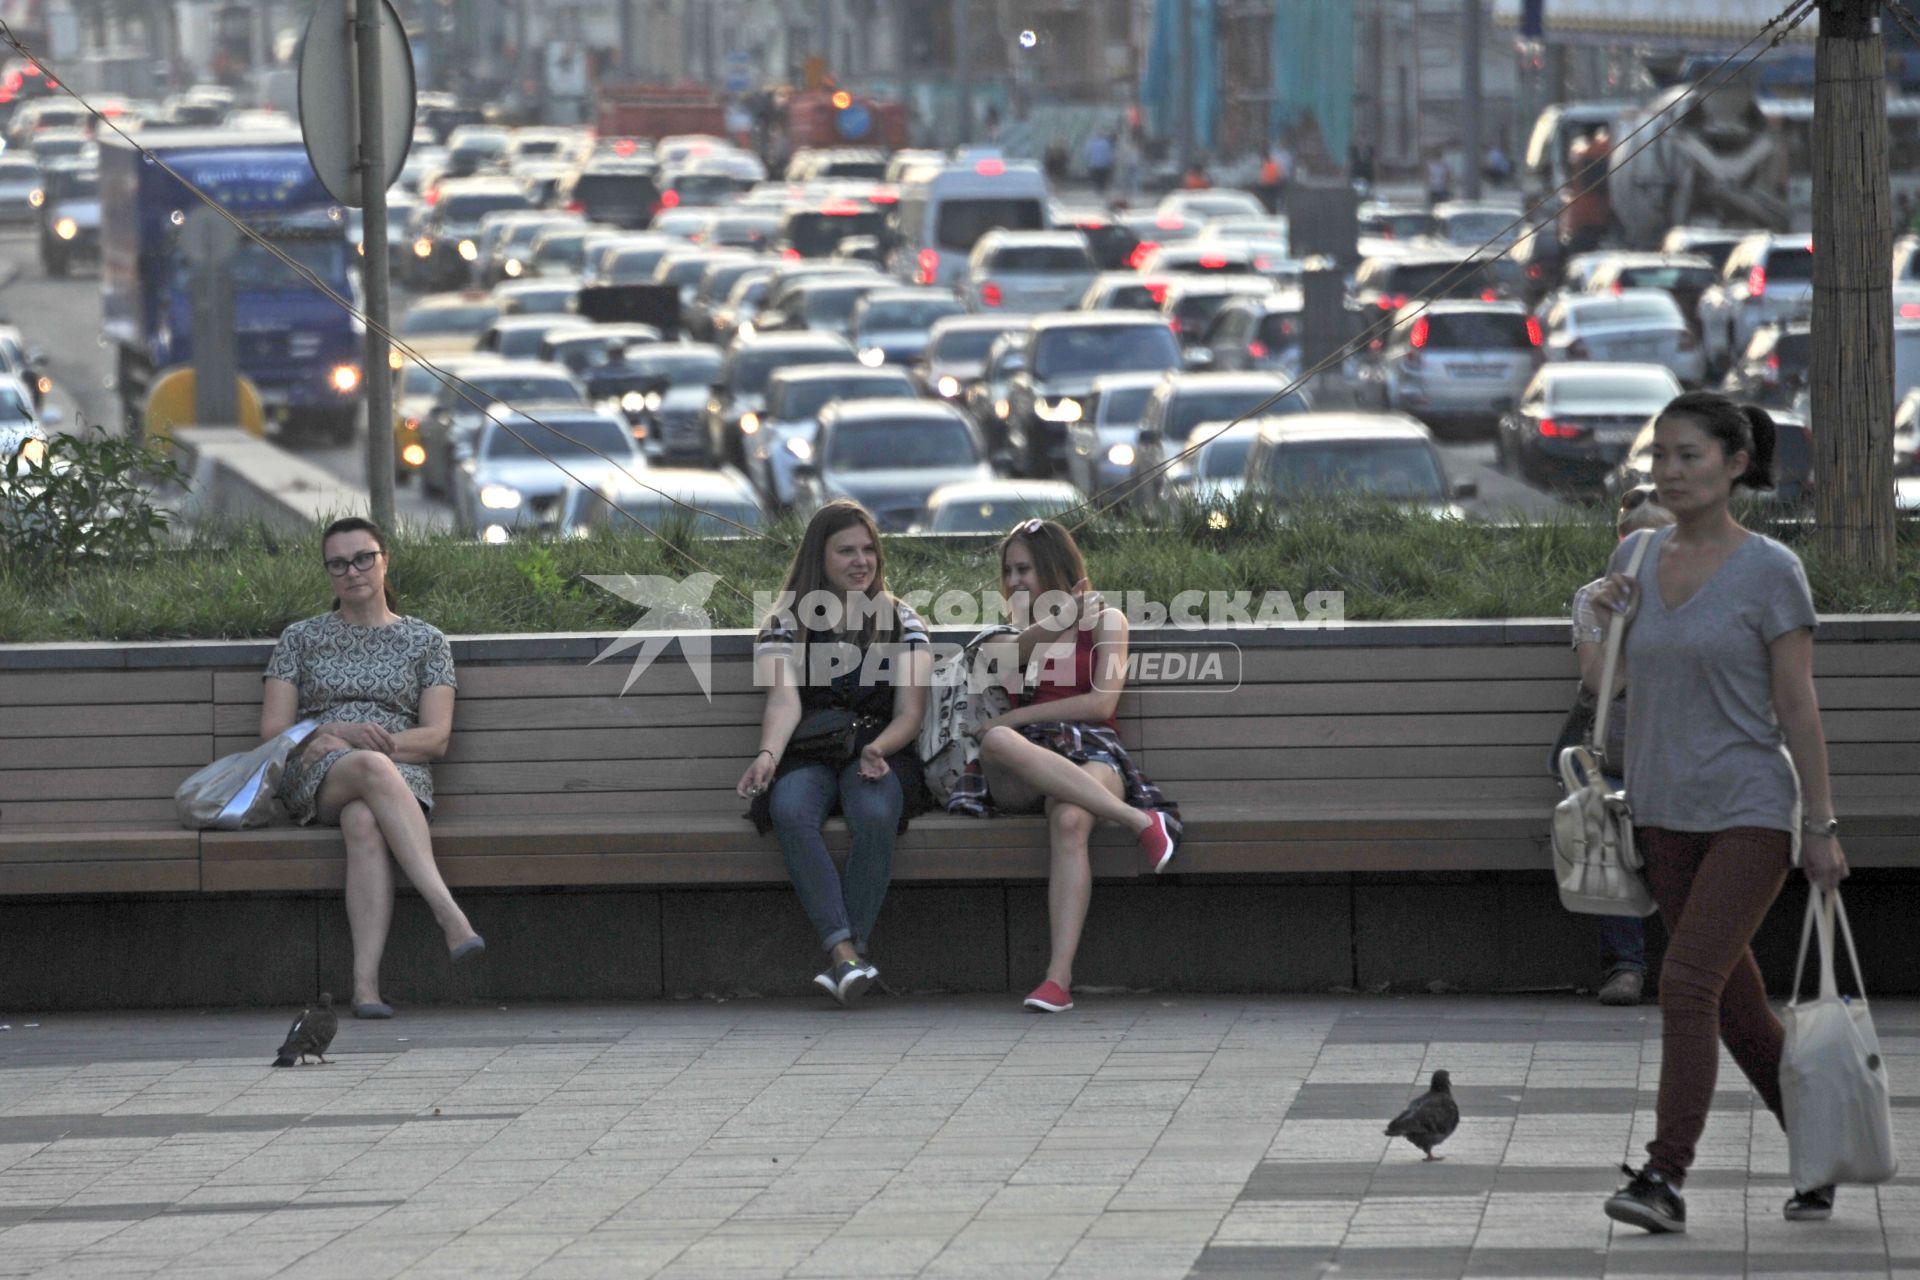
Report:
785,436,813,461
936,375,960,398
401,442,427,467
503,258,522,277
27,189,43,208
54,217,77,240
644,391,662,411
413,237,433,257
330,364,361,393
1035,396,1083,423
1107,442,1136,467
457,239,477,261
994,398,1011,420
35,375,51,396
621,391,646,414
739,411,760,435
482,524,511,544
479,483,522,509
858,347,886,367
388,349,405,370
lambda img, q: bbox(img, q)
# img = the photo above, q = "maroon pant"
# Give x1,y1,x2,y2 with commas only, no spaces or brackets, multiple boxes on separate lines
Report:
1639,826,1793,1184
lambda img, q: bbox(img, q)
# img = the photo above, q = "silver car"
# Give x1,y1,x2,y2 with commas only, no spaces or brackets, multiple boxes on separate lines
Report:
1064,371,1165,500
558,469,765,539
959,230,1099,314
795,399,997,531
453,405,644,539
1542,289,1705,387
1696,234,1814,374
0,155,39,224
1245,412,1473,515
746,363,918,507
1375,300,1542,436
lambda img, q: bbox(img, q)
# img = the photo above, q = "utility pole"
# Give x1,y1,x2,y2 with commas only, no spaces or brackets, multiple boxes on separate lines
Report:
355,0,396,531
1176,0,1195,171
1811,0,1895,575
955,0,972,145
1460,0,1482,199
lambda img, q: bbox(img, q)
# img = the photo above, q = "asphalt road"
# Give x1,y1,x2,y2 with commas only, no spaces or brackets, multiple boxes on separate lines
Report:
0,225,1566,529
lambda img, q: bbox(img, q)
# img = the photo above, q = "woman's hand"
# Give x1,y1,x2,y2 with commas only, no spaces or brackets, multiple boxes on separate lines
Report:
1803,833,1849,893
331,722,395,754
1066,577,1105,631
1588,573,1640,622
300,732,352,763
971,713,1011,742
857,741,891,781
737,752,777,799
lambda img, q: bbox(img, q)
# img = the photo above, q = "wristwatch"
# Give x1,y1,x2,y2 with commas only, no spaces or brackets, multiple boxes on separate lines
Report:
1802,816,1840,837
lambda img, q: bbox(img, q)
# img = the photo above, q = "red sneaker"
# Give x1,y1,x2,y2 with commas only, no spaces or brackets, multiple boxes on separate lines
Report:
1023,980,1073,1012
1139,810,1178,873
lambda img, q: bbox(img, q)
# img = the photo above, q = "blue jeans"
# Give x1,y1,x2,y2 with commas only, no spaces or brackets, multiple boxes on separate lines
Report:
1596,774,1646,976
768,760,904,954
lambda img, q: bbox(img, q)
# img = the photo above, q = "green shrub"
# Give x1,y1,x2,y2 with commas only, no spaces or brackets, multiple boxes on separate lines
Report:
0,433,188,579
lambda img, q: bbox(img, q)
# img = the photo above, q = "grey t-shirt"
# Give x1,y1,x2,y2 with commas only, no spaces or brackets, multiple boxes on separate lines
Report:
1610,525,1817,833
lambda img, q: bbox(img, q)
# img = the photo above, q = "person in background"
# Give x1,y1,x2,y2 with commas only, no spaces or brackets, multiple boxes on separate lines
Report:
1182,155,1212,190
1425,147,1452,206
1561,487,1676,1007
1085,131,1115,196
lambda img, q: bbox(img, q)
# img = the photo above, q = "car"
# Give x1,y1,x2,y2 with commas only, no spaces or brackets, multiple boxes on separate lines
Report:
1063,371,1166,500
1156,188,1267,223
528,223,625,280
1353,250,1502,313
441,125,510,178
1054,209,1141,271
1509,226,1568,309
1165,419,1265,505
1197,290,1306,376
1496,363,1684,494
1133,241,1260,277
474,314,591,361
684,260,773,343
1541,289,1704,386
1243,412,1474,514
408,176,535,289
396,292,503,359
1372,301,1543,436
1605,408,1814,511
1356,200,1435,255
1160,277,1276,350
25,128,92,166
538,324,668,377
746,363,920,506
558,468,765,538
786,147,888,181
506,127,582,167
773,198,892,260
34,156,97,276
751,275,889,339
416,358,587,497
491,279,579,316
658,165,752,210
1129,371,1313,509
958,230,1099,314
0,154,38,223
0,325,48,409
910,479,1083,533
649,208,715,242
345,188,419,275
1581,253,1718,331
914,314,1032,404
454,405,643,540
397,143,448,194
584,341,724,463
1696,234,1814,374
1427,200,1524,251
889,156,1051,289
1078,272,1178,313
583,234,686,288
794,399,998,530
1200,215,1290,249
1660,226,1759,276
1114,211,1203,268
479,211,578,285
1720,322,1811,408
389,357,473,484
701,211,781,251
1006,314,1186,476
0,373,52,441
554,160,662,230
706,331,860,469
711,270,775,345
965,329,1032,456
849,288,967,367
1896,387,1920,476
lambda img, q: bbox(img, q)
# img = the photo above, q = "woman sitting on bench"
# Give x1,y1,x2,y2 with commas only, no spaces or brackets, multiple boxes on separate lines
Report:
260,517,483,1020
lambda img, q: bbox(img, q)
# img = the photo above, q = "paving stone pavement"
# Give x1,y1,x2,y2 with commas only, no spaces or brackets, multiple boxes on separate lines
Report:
0,994,1914,1279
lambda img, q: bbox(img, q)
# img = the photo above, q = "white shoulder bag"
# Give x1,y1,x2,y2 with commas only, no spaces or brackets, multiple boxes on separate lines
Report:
1552,530,1657,916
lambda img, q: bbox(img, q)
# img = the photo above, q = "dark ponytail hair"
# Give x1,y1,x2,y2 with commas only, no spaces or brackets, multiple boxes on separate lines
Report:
1657,390,1776,491
321,515,400,613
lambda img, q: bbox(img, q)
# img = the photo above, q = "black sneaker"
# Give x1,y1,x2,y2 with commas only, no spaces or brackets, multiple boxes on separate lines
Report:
835,959,875,1006
1784,1186,1834,1221
812,964,844,1004
1604,1163,1686,1234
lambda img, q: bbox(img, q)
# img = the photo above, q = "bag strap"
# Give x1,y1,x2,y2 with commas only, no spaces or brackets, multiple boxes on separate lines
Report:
1589,530,1655,757
1829,887,1871,1001
1789,890,1818,1005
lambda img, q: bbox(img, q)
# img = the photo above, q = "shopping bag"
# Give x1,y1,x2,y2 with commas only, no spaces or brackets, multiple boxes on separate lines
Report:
174,720,319,830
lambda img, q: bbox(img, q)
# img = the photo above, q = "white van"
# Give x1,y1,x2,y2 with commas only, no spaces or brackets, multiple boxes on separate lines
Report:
888,157,1053,290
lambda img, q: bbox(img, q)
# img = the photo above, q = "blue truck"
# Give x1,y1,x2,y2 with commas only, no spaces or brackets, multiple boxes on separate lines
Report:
101,129,363,444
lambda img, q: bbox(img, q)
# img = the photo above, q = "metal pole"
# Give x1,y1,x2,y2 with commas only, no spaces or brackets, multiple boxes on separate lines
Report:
1177,0,1194,171
1460,0,1481,199
955,0,972,145
356,0,396,530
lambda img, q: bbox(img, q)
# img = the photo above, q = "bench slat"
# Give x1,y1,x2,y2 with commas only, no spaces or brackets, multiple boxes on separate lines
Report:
0,735,212,769
0,860,199,894
7,703,211,738
0,670,211,707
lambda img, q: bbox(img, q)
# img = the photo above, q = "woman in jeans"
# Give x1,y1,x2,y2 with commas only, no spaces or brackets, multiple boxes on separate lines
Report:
260,517,483,1019
1589,392,1847,1234
738,501,930,1006
970,519,1180,1013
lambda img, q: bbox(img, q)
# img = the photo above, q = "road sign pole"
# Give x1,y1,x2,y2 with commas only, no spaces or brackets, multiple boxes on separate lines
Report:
187,208,240,429
356,0,396,530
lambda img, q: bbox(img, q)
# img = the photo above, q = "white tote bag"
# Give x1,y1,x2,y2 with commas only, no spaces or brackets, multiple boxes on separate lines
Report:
1780,887,1899,1189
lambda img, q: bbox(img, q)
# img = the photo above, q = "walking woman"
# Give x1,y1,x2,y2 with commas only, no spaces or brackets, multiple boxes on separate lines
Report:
974,519,1180,1013
260,517,483,1019
738,500,931,1006
1588,392,1848,1233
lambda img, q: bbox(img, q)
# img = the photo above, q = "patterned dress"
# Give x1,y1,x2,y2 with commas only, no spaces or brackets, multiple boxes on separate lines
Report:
263,612,458,825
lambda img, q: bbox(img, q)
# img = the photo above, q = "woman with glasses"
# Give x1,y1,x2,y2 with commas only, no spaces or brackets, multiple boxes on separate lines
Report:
967,518,1180,1013
259,517,484,1020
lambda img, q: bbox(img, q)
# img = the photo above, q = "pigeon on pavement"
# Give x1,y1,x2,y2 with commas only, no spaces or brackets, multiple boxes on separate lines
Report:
1385,1069,1459,1160
272,993,337,1067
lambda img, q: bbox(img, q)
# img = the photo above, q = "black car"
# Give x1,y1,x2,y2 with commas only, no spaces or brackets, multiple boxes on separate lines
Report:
773,201,892,260
35,157,97,277
1060,213,1141,271
705,332,859,468
556,162,661,230
408,179,535,290
1006,314,1185,476
1718,322,1811,409
1497,363,1682,496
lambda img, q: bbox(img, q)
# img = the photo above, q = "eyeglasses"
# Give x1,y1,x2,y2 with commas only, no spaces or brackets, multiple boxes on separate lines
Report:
1011,517,1044,536
324,550,382,577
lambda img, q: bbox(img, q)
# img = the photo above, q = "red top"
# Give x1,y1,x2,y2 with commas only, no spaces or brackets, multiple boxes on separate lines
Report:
1022,626,1118,733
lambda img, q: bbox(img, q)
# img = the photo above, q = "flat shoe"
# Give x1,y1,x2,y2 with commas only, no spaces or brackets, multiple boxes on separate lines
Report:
353,1001,394,1019
449,936,486,962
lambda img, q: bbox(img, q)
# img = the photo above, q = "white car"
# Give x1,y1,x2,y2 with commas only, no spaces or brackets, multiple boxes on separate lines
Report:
746,363,918,507
558,469,764,538
795,399,996,531
1156,189,1267,223
958,230,1100,314
1541,289,1704,386
454,405,644,540
910,479,1081,533
1695,234,1814,374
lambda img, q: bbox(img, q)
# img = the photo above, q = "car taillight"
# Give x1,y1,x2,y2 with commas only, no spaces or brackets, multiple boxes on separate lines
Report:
1610,281,1623,295
1128,242,1157,269
1538,417,1584,438
1568,338,1590,359
1764,351,1780,381
975,159,1005,176
565,199,583,213
1145,282,1169,304
1525,316,1543,347
1247,341,1268,359
1480,288,1499,302
1409,317,1430,349
1748,265,1766,298
1526,263,1543,280
980,282,1003,307
783,247,801,260
917,249,939,285
1903,303,1920,319
660,190,680,208
1198,254,1227,269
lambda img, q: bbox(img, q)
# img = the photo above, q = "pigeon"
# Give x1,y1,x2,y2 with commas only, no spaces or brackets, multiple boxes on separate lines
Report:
272,993,337,1067
1385,1069,1459,1161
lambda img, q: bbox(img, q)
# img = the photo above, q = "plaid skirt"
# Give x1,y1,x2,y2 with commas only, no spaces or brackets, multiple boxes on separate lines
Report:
947,719,1181,830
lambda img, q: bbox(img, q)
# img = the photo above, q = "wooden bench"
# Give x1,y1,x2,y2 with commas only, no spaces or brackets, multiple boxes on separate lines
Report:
7,621,1918,900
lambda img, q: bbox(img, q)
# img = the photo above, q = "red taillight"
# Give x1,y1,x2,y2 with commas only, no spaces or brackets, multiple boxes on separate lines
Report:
1765,351,1780,379
783,247,801,260
1479,288,1499,302
612,138,637,156
980,282,1003,307
1155,217,1185,232
822,201,862,216
1198,254,1227,269
868,191,897,205
1247,341,1268,359
975,159,1005,176
1568,338,1590,359
424,187,440,205
660,190,681,209
1376,293,1406,311
1538,417,1583,438
1128,242,1158,269
917,249,939,285
1526,263,1543,280
1525,316,1543,347
1610,281,1623,296
1144,282,1169,304
1409,316,1430,349
1748,265,1766,298
565,199,584,213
